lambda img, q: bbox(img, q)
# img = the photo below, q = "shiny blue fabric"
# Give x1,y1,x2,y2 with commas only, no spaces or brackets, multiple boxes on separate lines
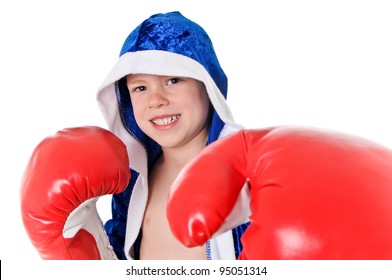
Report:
119,11,228,99
104,11,248,260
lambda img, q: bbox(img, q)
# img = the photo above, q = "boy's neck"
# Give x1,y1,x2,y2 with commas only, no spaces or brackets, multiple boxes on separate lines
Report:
160,132,208,170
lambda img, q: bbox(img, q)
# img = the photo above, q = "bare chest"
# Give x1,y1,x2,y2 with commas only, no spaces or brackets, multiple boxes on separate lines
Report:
139,169,207,260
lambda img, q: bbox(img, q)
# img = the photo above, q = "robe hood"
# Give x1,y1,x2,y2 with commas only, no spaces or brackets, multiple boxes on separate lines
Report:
96,11,240,173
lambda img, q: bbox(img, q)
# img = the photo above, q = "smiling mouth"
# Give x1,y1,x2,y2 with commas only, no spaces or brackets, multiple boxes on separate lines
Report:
151,114,181,126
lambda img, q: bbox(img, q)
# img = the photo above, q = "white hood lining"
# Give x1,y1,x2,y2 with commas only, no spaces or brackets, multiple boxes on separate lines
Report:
96,50,241,173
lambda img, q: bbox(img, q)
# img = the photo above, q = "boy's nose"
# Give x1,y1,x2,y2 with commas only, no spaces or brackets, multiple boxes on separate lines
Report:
148,90,169,109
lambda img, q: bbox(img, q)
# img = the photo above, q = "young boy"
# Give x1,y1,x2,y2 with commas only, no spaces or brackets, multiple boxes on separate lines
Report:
97,11,250,260
20,10,392,262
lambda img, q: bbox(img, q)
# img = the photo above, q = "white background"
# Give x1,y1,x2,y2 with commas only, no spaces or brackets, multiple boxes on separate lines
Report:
1,0,391,276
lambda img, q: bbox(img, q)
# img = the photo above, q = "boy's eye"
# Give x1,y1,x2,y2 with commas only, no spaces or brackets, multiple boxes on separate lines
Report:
134,85,146,92
167,78,180,85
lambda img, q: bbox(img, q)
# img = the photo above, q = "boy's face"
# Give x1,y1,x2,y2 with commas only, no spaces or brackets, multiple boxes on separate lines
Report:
126,74,210,149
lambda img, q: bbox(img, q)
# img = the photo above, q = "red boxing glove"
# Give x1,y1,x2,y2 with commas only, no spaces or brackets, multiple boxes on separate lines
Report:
20,126,130,259
167,126,392,259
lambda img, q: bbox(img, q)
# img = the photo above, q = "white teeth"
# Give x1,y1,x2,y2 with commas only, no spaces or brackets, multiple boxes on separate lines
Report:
152,115,179,126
